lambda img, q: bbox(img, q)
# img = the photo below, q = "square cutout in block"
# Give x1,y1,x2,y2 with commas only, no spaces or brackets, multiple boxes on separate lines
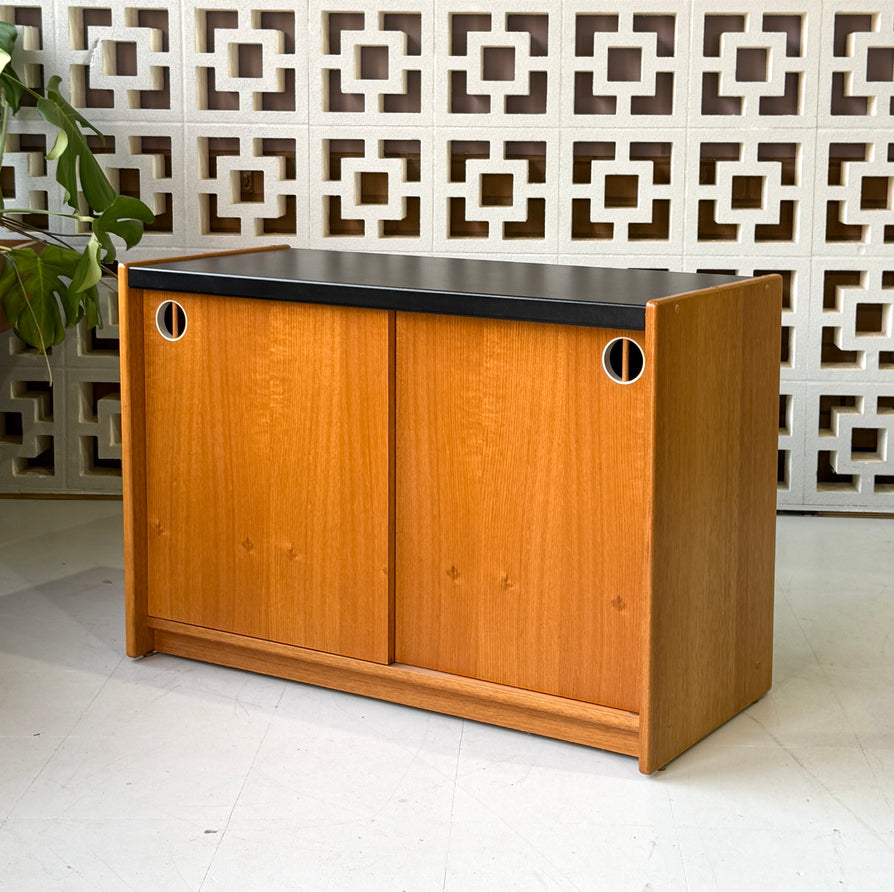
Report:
861,176,890,211
482,46,515,81
855,303,887,335
851,427,882,461
731,175,764,209
736,47,768,82
360,46,389,80
480,173,514,206
359,171,389,205
866,47,894,83
604,174,638,208
816,450,855,490
607,47,642,82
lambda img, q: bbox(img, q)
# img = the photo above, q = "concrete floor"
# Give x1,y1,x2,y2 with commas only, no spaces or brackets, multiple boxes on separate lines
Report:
0,499,892,890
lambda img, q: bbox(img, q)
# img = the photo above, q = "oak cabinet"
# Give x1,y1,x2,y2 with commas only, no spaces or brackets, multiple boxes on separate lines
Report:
121,247,781,773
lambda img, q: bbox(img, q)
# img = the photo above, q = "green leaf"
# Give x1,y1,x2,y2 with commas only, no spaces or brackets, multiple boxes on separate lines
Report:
0,41,150,355
70,233,102,294
0,22,17,60
92,195,155,262
0,23,24,111
46,128,69,160
45,76,104,139
0,245,86,348
36,76,116,213
83,284,102,329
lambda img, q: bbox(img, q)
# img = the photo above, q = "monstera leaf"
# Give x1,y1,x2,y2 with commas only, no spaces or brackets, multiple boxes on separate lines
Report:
92,195,157,262
0,23,154,356
0,22,23,112
0,245,100,350
37,76,116,213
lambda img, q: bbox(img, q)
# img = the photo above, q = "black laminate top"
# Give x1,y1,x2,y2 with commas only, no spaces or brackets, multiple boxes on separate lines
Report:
127,248,748,330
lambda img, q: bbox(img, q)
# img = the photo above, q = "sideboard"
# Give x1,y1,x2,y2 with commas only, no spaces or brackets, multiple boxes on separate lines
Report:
120,245,781,773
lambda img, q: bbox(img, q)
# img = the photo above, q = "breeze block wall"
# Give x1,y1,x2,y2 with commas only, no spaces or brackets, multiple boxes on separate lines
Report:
1,1,893,511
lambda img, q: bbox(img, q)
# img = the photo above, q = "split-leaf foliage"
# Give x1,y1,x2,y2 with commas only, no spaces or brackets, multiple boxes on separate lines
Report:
0,21,154,353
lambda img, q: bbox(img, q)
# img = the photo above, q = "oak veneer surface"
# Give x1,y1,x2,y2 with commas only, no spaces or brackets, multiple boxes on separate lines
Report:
641,277,781,773
119,270,153,657
148,618,641,758
395,313,650,712
141,291,392,663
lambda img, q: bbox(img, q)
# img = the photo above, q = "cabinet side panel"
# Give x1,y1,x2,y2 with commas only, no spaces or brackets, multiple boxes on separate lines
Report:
642,277,781,773
143,294,392,664
395,313,651,711
119,270,153,656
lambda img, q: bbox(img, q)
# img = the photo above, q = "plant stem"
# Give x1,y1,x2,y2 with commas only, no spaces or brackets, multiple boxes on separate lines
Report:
0,214,90,251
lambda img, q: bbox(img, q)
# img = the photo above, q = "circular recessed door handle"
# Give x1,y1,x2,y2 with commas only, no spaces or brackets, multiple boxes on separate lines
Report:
155,300,188,341
603,337,644,384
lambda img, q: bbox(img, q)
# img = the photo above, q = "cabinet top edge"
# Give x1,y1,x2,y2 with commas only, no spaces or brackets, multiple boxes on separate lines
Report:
126,248,749,330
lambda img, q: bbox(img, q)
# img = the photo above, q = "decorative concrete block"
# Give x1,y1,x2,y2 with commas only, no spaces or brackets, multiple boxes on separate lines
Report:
819,2,894,128
689,2,819,125
308,126,432,250
309,0,432,126
183,0,307,123
683,128,816,257
433,129,558,252
435,2,560,127
807,258,894,381
803,380,894,509
52,0,183,124
0,341,60,492
561,2,691,127
183,124,309,248
559,129,685,257
814,132,894,256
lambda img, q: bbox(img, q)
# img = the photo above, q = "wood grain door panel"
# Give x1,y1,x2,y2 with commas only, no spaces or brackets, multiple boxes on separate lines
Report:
143,293,392,664
395,313,651,711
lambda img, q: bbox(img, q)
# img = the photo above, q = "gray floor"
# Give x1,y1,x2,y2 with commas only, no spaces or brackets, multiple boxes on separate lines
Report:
0,499,892,891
